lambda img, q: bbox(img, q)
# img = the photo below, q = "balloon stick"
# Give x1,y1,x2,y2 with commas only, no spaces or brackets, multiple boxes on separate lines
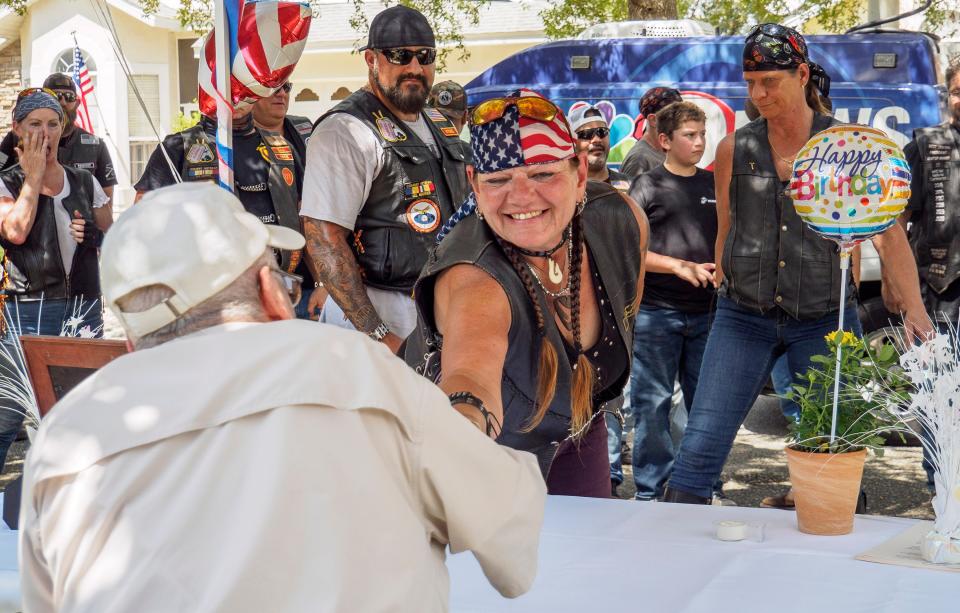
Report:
213,0,235,194
829,249,851,449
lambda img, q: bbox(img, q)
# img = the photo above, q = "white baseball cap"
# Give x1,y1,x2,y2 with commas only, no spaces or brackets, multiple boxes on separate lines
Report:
567,104,607,133
101,182,304,337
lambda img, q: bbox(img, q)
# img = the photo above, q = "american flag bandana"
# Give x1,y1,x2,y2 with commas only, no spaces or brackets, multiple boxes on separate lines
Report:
470,89,576,174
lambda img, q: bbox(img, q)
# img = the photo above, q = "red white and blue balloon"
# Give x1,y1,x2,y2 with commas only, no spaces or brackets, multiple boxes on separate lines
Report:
790,125,911,250
198,0,312,117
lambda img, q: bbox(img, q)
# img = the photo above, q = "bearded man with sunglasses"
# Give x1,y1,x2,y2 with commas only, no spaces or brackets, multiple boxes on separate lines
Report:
0,73,116,222
302,5,468,351
663,24,932,506
568,105,630,192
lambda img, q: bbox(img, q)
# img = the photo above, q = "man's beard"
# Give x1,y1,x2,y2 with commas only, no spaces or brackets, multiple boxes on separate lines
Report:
63,106,77,127
587,149,608,172
373,67,429,114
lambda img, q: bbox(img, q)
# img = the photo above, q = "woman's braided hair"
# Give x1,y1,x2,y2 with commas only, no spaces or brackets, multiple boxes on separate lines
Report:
492,200,594,439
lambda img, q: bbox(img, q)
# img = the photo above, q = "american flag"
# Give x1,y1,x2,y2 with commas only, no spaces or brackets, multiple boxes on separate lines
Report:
474,89,574,173
72,45,94,132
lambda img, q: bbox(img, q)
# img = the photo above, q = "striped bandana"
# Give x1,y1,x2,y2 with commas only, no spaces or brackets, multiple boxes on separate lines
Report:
470,89,575,174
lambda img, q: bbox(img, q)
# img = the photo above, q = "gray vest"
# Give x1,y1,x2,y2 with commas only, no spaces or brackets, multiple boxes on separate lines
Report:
721,113,855,320
910,122,960,294
317,90,468,293
405,182,640,475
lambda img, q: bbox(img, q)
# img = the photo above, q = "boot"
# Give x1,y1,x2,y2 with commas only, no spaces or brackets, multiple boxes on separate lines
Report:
661,486,711,505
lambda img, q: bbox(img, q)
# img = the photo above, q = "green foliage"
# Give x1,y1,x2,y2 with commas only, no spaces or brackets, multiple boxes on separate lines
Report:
541,0,629,40
172,109,201,133
783,331,910,455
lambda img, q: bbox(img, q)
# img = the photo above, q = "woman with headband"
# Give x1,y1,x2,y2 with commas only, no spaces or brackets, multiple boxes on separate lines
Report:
664,24,931,506
0,88,109,472
405,89,648,497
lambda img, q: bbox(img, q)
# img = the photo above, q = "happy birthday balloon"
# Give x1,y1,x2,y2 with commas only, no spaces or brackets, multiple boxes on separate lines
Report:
198,0,312,117
790,125,911,251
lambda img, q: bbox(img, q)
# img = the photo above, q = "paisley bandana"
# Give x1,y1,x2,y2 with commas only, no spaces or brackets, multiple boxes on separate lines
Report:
743,23,831,96
639,87,683,118
469,89,575,174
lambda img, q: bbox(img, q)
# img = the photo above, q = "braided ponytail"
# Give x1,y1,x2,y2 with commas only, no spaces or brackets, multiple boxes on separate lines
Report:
568,210,594,440
493,235,559,430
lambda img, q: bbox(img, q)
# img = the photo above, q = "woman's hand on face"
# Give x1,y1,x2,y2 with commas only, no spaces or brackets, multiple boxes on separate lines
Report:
69,210,86,244
15,131,49,180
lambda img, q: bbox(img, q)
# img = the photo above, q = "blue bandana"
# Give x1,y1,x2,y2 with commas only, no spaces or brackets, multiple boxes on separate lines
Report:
14,91,63,124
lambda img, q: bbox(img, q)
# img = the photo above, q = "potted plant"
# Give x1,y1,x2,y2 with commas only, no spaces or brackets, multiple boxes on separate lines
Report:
782,330,908,535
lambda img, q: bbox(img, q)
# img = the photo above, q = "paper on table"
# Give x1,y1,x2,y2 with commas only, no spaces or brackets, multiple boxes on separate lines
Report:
856,521,960,573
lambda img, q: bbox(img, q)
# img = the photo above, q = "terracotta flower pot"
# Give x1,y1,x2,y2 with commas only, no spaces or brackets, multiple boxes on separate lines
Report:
785,447,867,536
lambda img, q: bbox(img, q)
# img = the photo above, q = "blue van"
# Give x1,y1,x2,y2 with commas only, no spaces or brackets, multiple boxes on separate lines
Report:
465,31,949,331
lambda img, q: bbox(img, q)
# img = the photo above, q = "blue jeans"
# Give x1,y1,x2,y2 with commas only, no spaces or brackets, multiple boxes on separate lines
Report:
295,287,317,320
0,297,103,472
668,297,862,499
771,355,800,422
606,382,632,484
629,306,712,500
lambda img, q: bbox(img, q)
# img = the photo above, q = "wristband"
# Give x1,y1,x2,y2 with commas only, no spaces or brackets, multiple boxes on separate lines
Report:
449,391,502,438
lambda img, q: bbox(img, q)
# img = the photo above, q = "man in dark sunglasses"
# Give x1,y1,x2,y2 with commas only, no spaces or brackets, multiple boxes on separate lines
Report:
301,5,468,352
0,72,117,222
568,104,630,192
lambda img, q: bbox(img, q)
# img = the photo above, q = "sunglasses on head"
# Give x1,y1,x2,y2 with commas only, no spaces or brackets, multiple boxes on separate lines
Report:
748,23,790,38
273,269,303,307
471,96,561,127
378,48,437,66
17,87,59,100
576,127,609,140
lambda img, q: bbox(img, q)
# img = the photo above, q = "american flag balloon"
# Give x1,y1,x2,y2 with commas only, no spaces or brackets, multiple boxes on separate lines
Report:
199,0,311,117
471,89,575,174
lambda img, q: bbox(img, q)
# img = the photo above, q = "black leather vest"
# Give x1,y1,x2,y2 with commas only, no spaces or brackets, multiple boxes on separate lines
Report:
58,128,102,176
178,124,302,271
317,90,469,293
405,182,641,475
721,113,855,320
284,115,313,162
909,122,960,294
0,166,100,300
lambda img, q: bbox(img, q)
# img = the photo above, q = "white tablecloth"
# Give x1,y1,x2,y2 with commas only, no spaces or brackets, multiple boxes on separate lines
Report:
448,496,960,613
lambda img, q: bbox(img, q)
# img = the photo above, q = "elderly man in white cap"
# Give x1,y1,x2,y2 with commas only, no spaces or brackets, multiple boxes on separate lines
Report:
17,183,546,613
568,104,631,192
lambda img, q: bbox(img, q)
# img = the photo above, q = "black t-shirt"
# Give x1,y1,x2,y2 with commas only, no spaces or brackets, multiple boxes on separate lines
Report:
0,127,117,188
630,165,718,313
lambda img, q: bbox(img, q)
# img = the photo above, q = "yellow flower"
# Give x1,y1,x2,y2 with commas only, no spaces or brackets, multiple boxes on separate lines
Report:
825,331,838,343
825,330,858,346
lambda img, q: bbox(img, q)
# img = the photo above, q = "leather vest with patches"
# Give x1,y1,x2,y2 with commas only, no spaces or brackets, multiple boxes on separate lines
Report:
0,166,99,300
910,122,960,294
58,128,102,176
404,182,640,476
317,90,469,293
721,113,855,320
178,124,302,271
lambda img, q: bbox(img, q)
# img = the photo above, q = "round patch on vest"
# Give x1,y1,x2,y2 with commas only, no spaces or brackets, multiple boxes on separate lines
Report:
406,199,441,233
282,167,294,186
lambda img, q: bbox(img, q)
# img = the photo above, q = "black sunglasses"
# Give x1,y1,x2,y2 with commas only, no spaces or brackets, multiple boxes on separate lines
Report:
379,48,437,66
576,127,609,140
279,82,293,94
54,90,77,103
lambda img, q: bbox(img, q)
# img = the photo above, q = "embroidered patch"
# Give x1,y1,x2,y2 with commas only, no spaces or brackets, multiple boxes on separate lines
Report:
186,141,215,164
80,133,98,145
257,143,271,162
610,179,630,193
403,180,436,198
282,167,294,186
375,113,406,143
187,167,216,178
71,161,96,170
406,199,441,233
271,145,294,161
424,108,446,122
239,182,268,192
440,127,459,137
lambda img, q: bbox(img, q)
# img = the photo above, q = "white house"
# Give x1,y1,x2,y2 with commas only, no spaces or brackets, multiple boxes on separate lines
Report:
0,0,549,210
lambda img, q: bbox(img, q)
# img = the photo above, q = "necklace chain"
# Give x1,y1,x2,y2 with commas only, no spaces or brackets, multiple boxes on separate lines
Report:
769,139,797,166
527,238,574,298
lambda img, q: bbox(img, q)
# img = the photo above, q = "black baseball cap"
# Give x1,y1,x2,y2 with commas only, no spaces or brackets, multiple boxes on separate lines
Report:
360,5,435,51
43,73,76,92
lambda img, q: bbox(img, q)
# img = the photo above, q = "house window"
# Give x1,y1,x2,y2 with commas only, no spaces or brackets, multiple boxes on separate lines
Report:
128,75,161,182
51,49,100,133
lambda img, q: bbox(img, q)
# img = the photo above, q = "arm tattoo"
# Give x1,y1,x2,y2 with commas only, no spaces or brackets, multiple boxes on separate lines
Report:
303,218,383,334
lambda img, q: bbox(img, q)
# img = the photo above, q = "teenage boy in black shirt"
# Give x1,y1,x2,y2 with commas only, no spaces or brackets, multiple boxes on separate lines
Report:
626,101,718,501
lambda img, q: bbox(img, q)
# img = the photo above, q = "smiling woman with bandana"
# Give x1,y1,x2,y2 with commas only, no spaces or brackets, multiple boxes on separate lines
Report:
405,89,649,497
663,24,933,506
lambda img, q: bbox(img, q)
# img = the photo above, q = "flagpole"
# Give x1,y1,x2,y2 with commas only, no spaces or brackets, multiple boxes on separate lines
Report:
213,0,234,194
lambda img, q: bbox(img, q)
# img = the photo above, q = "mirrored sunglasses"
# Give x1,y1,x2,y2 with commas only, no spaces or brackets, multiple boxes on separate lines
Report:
54,90,77,103
379,48,437,66
471,96,560,127
17,87,58,100
576,127,609,140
